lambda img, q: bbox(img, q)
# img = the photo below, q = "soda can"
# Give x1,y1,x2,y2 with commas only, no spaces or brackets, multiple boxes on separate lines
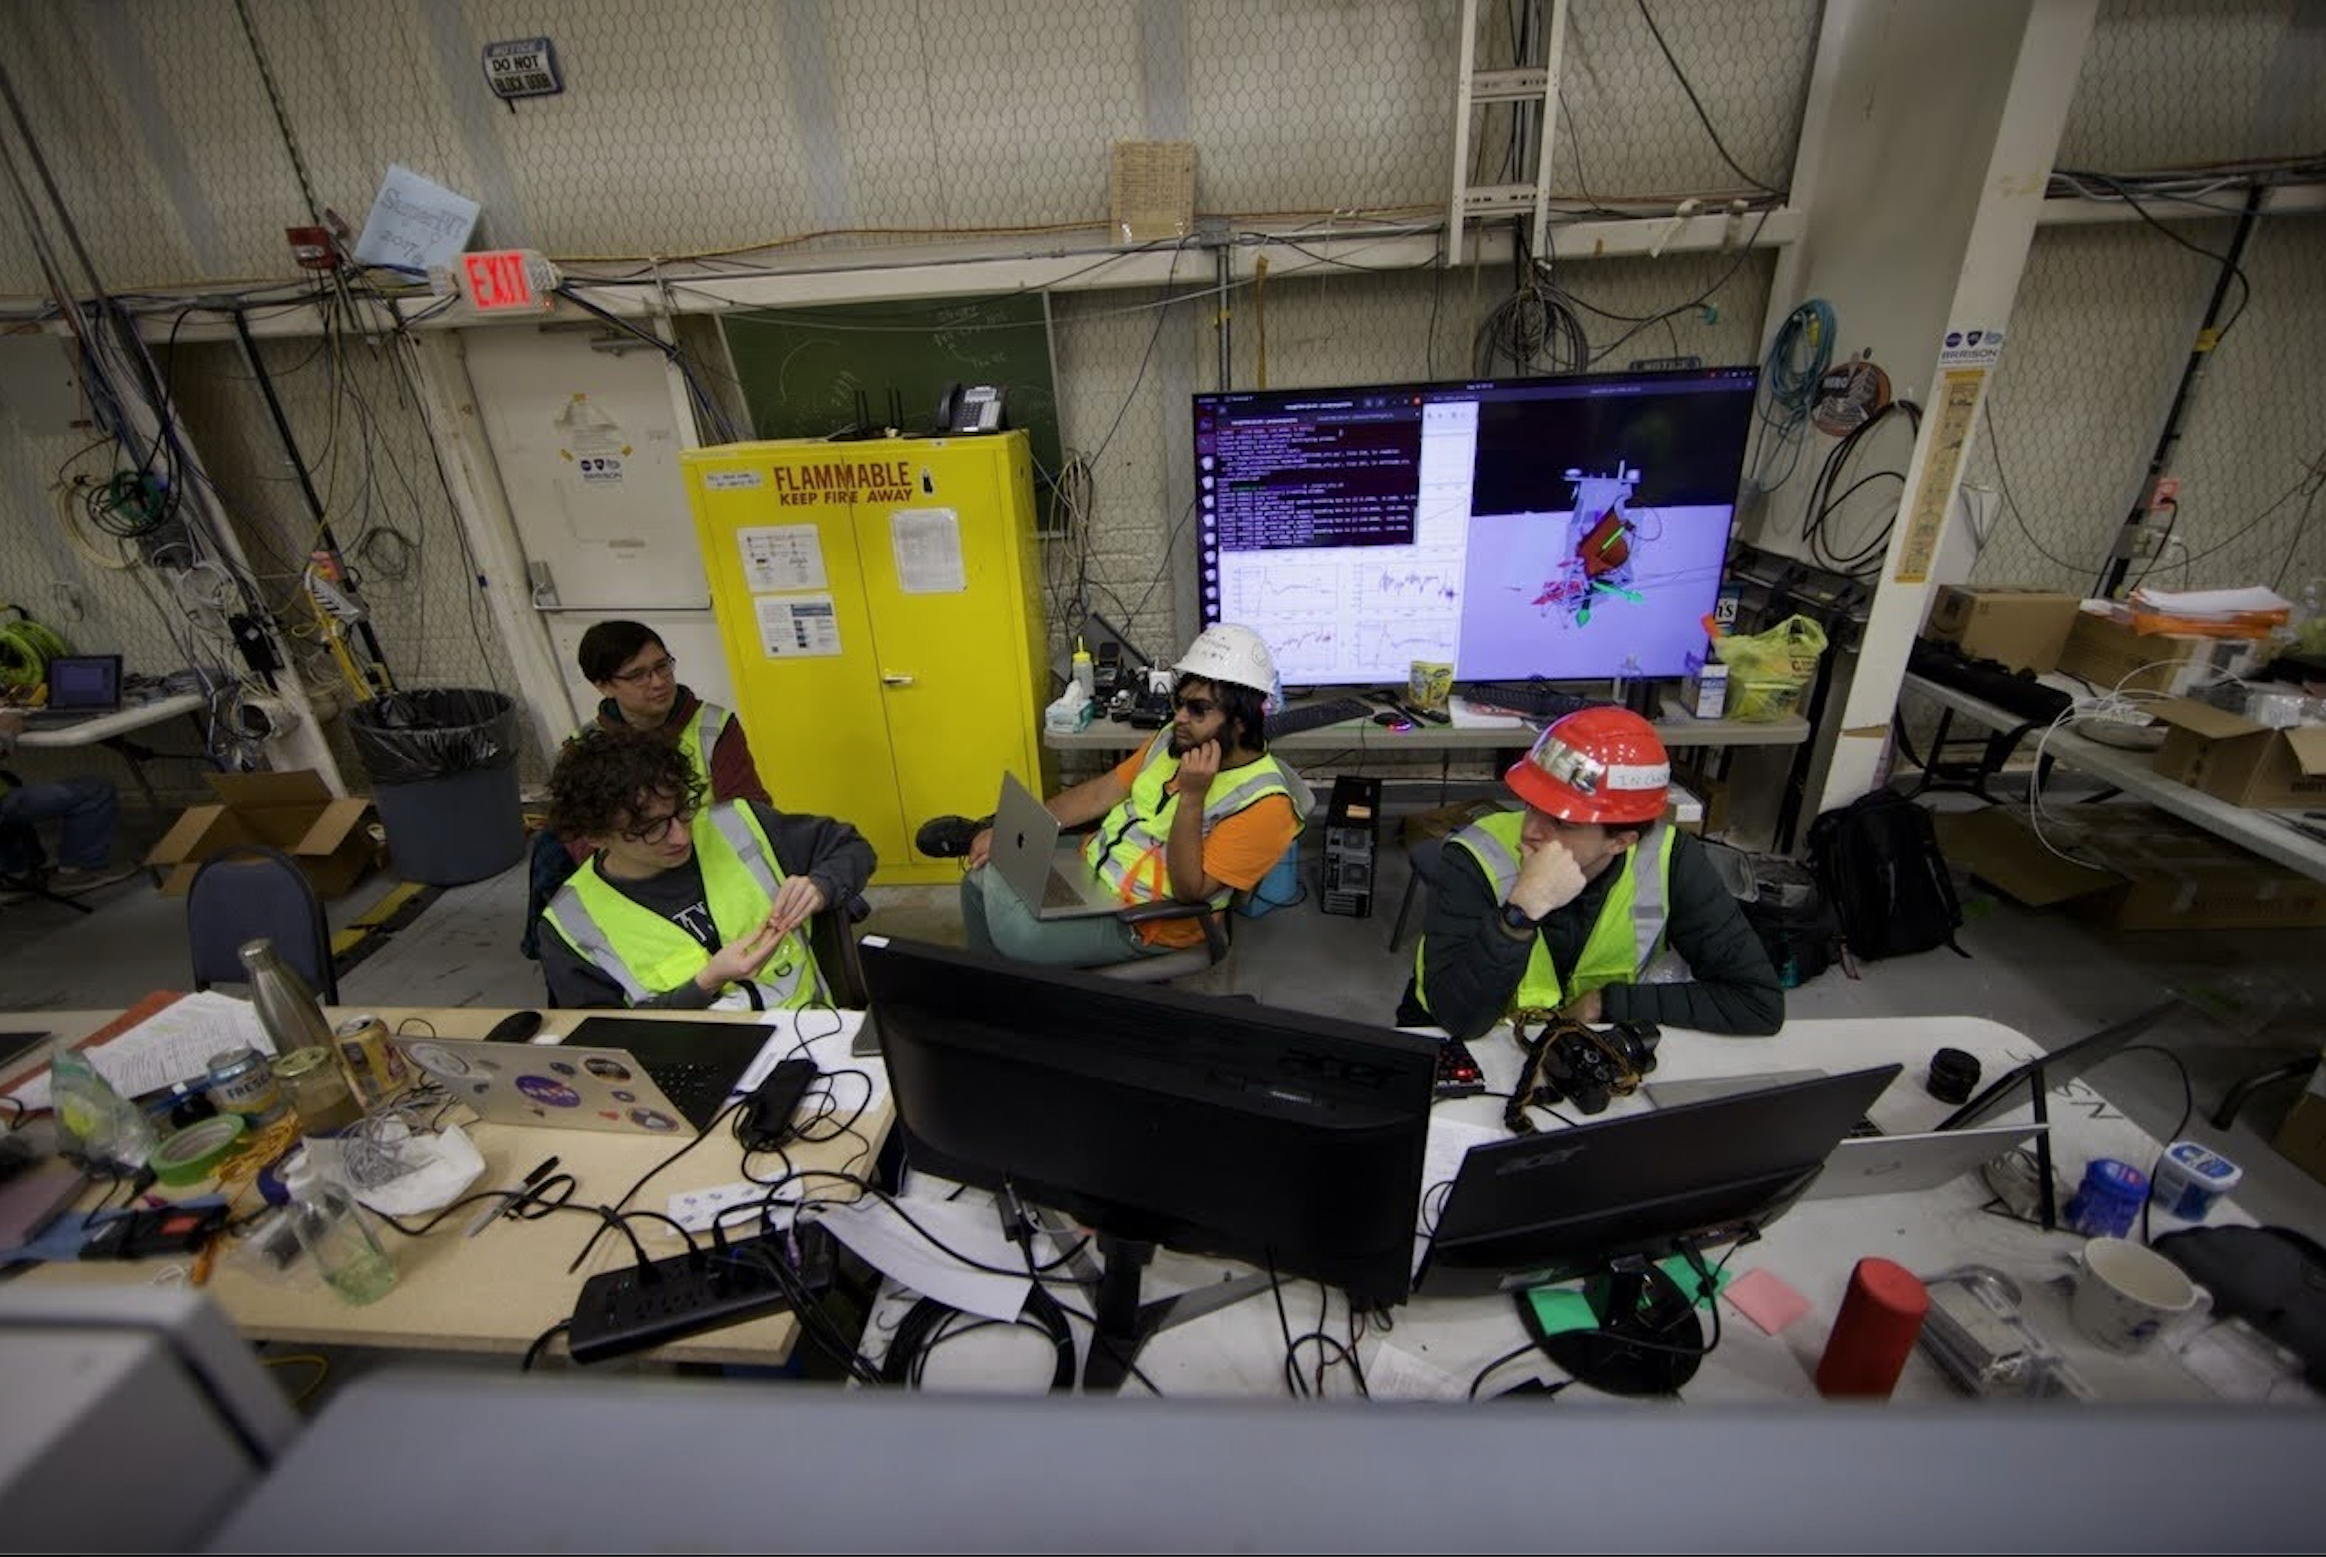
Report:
332,1014,409,1110
207,1045,287,1126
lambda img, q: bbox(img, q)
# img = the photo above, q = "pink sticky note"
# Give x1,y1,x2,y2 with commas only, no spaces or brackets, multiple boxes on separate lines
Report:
1724,1267,1813,1336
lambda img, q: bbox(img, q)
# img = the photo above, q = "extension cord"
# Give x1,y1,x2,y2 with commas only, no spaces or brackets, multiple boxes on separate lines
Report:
567,1224,834,1365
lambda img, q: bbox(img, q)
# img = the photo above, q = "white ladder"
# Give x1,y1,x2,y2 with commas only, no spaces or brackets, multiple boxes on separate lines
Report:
1447,0,1570,263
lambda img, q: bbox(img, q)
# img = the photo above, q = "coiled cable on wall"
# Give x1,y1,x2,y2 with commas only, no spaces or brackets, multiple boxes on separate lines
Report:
1750,298,1835,495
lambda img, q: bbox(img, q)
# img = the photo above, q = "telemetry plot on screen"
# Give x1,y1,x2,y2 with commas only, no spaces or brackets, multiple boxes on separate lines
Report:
1195,368,1758,687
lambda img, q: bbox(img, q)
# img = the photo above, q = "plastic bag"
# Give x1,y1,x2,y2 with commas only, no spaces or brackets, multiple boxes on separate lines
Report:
1710,615,1828,722
347,688,521,785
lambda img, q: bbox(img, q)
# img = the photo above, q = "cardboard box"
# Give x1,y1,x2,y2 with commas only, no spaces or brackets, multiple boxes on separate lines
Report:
2146,698,2326,810
1934,804,2326,932
2273,1061,2326,1187
2055,611,2225,695
1682,662,1729,720
1925,587,2081,673
146,770,379,898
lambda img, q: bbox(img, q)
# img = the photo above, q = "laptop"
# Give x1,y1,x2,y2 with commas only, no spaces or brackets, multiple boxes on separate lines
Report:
1645,1068,1886,1139
0,1124,87,1254
19,655,122,727
1805,1121,2046,1201
988,771,1123,920
393,1019,757,1136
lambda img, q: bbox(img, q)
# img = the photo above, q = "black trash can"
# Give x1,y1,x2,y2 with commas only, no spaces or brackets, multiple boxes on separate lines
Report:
347,689,525,887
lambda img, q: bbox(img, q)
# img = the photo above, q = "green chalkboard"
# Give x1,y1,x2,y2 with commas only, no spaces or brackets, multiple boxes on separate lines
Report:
721,293,1064,495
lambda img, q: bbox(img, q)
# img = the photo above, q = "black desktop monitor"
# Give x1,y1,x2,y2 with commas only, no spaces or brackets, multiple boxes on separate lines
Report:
860,938,1439,1389
1417,1064,1901,1394
1193,366,1760,688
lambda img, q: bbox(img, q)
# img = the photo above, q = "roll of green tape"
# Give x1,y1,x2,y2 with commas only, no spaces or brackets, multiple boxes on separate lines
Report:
149,1115,247,1186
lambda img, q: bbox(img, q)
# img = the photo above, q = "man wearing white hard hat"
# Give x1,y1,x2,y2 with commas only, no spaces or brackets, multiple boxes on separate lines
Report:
919,624,1311,968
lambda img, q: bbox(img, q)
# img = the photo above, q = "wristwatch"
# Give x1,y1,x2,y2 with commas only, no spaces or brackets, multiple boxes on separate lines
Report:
1499,899,1539,934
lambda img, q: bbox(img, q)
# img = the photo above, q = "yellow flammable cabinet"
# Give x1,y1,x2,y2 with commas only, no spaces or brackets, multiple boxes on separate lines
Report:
683,431,1049,886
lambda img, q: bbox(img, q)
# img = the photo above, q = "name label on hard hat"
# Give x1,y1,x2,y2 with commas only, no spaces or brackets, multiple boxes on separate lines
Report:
1606,762,1669,790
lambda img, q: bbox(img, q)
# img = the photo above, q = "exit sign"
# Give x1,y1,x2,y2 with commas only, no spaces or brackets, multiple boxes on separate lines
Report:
463,249,555,314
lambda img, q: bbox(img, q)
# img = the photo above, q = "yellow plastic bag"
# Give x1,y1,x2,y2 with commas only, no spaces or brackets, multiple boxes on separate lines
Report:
1710,615,1827,721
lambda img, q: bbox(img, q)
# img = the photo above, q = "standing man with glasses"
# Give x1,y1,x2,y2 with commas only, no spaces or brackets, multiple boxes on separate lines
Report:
537,725,875,1011
917,624,1310,968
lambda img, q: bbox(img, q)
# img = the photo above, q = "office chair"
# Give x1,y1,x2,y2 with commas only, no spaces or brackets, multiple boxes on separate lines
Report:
1087,893,1246,985
187,844,339,1002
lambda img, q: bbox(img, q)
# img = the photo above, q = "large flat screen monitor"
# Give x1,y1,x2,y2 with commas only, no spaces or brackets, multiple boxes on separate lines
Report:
1195,366,1759,688
1418,1064,1900,1394
860,937,1438,1389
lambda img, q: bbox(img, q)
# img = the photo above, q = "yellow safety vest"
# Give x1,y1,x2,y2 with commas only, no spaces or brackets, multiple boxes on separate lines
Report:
1413,810,1675,1021
543,800,822,1011
1079,739,1310,911
573,700,731,786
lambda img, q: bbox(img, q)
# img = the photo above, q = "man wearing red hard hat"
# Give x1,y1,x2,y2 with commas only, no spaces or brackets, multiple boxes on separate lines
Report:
1397,705,1781,1040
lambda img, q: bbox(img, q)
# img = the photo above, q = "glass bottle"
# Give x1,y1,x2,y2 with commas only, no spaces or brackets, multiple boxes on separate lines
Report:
281,1153,398,1305
239,938,337,1060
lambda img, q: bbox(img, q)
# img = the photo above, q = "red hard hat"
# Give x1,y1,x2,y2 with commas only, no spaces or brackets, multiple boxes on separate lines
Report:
1505,706,1670,826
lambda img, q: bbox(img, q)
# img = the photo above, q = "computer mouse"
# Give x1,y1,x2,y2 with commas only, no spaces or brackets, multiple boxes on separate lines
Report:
1372,711,1411,730
483,1010,545,1044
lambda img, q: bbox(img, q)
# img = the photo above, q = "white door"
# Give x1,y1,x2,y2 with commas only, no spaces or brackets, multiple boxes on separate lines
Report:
462,326,733,725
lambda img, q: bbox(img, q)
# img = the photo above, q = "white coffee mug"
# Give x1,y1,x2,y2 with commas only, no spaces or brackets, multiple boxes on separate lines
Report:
2070,1236,2211,1354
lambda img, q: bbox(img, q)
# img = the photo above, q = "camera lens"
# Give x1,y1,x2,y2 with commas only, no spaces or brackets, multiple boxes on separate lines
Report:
1926,1047,1981,1105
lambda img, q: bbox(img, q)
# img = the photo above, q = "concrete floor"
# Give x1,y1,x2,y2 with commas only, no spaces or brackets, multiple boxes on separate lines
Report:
6,795,2324,1247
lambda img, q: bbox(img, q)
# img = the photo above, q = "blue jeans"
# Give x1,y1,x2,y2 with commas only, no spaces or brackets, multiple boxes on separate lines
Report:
959,867,1159,968
0,776,119,871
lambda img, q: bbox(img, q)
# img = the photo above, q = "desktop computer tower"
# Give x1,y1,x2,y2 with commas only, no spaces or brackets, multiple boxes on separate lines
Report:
1320,776,1382,918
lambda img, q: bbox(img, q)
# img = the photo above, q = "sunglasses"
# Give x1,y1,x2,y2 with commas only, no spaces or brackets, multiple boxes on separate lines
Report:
1173,695,1218,718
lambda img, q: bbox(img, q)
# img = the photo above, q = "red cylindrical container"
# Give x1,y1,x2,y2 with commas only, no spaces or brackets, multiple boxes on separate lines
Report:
1814,1257,1929,1399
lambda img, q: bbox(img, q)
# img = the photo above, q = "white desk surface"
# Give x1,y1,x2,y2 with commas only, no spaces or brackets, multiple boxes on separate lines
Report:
9,1004,891,1368
870,1013,2276,1406
11,692,207,749
1900,671,2326,886
1045,697,1808,755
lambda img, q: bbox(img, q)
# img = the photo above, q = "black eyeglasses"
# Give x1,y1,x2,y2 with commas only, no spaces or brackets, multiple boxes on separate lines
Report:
618,807,693,844
610,655,678,685
1173,695,1218,718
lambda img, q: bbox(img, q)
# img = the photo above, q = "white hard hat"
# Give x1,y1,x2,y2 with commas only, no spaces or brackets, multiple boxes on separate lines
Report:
1174,623,1282,714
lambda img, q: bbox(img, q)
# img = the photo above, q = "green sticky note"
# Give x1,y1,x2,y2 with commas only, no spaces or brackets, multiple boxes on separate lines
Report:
1521,1257,1736,1334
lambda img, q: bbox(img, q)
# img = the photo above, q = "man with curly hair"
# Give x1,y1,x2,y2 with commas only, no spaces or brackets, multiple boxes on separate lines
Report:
537,725,875,1011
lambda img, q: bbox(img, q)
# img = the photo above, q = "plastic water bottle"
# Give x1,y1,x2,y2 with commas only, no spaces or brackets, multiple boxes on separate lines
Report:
282,1152,398,1305
240,937,337,1054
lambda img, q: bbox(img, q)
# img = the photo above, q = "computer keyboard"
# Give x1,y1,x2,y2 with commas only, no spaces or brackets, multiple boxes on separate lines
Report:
1263,695,1376,740
1434,1036,1486,1098
1460,682,1606,723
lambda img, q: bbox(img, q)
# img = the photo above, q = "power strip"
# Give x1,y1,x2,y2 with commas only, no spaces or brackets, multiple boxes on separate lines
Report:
567,1224,834,1365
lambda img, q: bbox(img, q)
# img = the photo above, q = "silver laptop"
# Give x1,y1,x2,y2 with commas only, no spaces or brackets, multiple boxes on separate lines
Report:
393,1035,725,1137
1806,1122,2046,1200
989,771,1123,920
1643,1070,1829,1110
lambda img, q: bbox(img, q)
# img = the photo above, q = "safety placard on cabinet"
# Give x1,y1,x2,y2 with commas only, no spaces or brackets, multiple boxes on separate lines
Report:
754,593,842,658
890,508,966,595
737,525,828,592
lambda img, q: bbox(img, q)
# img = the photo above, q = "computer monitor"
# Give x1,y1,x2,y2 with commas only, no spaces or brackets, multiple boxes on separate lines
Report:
859,937,1438,1390
1416,1064,1901,1394
1194,367,1760,688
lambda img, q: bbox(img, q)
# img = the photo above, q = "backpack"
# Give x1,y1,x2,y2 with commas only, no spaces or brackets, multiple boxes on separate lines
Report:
1807,789,1967,962
1739,854,1842,988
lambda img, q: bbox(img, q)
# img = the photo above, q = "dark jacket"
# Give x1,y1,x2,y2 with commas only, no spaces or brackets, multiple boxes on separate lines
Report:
1396,828,1782,1039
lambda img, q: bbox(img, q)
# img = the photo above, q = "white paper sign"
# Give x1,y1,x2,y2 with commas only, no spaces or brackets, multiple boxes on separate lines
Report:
890,508,966,595
739,526,828,592
352,164,480,273
756,593,842,658
1937,324,2006,370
